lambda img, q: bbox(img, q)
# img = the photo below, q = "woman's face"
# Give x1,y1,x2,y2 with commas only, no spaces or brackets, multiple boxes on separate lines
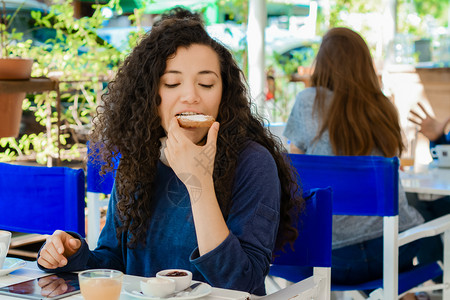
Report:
158,44,222,144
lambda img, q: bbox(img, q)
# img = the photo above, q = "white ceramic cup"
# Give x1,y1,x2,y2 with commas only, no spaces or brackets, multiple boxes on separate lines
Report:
156,269,192,292
140,277,176,298
0,231,12,269
432,145,450,168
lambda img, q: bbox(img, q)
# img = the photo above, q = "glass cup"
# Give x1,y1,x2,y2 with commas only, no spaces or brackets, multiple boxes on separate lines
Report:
400,125,418,171
78,269,123,300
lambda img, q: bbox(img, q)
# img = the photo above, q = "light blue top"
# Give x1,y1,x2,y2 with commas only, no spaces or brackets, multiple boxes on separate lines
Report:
284,87,424,249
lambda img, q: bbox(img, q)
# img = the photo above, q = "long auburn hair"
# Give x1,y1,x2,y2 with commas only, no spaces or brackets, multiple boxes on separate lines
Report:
311,27,404,156
90,8,303,251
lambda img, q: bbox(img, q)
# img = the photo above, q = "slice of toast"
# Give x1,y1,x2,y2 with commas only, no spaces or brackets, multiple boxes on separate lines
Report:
176,114,215,128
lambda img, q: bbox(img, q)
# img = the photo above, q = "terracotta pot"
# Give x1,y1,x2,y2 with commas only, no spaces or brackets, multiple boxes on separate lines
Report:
0,92,26,137
0,57,33,138
0,57,33,80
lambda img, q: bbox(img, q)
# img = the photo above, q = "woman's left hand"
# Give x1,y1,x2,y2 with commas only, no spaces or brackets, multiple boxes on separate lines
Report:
164,117,220,184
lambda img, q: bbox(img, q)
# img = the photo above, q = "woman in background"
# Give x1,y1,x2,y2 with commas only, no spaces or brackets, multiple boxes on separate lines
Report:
284,27,424,287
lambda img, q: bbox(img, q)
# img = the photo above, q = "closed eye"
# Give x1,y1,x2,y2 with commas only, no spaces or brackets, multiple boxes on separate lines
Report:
165,83,180,88
199,84,213,88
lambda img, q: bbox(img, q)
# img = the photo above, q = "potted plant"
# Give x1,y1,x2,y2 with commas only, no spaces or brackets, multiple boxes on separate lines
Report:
0,0,33,138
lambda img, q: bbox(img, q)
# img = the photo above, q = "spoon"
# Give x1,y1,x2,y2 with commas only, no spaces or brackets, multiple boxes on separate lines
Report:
161,282,202,299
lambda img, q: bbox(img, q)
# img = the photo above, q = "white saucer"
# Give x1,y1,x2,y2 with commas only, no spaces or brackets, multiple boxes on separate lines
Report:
124,281,212,300
0,257,27,276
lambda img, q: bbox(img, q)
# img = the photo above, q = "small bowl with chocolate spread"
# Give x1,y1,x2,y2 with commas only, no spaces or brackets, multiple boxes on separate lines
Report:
156,269,192,292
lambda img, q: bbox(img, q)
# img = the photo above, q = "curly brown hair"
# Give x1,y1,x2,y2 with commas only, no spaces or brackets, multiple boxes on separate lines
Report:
90,7,303,251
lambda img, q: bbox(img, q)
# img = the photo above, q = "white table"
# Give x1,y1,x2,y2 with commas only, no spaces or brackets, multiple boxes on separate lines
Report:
0,261,251,300
400,163,450,196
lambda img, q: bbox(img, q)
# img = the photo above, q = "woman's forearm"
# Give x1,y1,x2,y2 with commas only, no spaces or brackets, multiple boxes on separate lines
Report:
189,177,229,256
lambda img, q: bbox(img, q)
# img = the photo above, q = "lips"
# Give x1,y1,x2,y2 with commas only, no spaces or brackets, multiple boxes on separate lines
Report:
175,112,204,117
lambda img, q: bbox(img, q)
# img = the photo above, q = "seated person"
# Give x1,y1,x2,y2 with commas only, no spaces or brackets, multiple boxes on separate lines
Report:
407,103,450,281
283,27,424,287
36,8,303,296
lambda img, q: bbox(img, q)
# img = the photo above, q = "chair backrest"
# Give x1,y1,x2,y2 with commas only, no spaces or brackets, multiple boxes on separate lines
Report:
86,143,118,248
272,187,333,268
0,163,85,236
289,154,399,216
288,154,401,298
86,142,117,195
268,187,332,300
276,154,447,298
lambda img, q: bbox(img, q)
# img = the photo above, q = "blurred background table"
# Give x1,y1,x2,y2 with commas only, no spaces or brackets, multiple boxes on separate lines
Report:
400,163,450,196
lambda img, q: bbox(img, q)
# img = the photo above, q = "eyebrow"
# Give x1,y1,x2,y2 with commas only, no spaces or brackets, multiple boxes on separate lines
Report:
164,70,219,78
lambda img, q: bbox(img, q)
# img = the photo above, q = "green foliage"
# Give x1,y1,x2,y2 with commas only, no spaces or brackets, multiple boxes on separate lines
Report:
265,42,318,122
218,0,248,24
266,53,311,122
414,0,449,27
0,0,127,164
327,0,448,37
328,0,378,28
0,0,26,57
269,46,317,75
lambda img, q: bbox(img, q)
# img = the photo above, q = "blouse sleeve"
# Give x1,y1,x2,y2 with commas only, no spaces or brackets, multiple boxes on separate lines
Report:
86,184,127,271
430,132,450,148
189,143,281,295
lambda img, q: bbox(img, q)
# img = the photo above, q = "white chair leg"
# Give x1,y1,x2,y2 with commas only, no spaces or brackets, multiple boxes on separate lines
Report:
443,229,450,300
384,216,399,299
315,267,331,300
87,192,101,250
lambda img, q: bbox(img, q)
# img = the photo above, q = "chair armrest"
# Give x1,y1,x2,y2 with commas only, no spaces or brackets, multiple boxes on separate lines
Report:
259,277,317,299
398,214,450,246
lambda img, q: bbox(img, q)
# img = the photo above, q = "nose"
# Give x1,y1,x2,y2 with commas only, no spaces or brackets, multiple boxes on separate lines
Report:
180,83,200,104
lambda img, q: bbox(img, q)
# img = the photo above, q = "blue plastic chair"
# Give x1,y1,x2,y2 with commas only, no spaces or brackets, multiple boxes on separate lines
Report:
275,154,447,299
86,143,117,248
267,187,332,299
0,163,85,236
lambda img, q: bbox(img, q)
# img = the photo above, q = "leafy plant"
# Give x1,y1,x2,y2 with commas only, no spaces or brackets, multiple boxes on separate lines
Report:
0,0,127,164
0,0,27,57
265,43,318,122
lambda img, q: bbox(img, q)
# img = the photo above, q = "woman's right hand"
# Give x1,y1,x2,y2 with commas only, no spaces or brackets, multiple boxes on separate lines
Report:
37,230,82,269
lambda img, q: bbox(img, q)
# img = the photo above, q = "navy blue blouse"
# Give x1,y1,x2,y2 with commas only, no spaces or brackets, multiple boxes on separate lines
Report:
38,141,281,296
